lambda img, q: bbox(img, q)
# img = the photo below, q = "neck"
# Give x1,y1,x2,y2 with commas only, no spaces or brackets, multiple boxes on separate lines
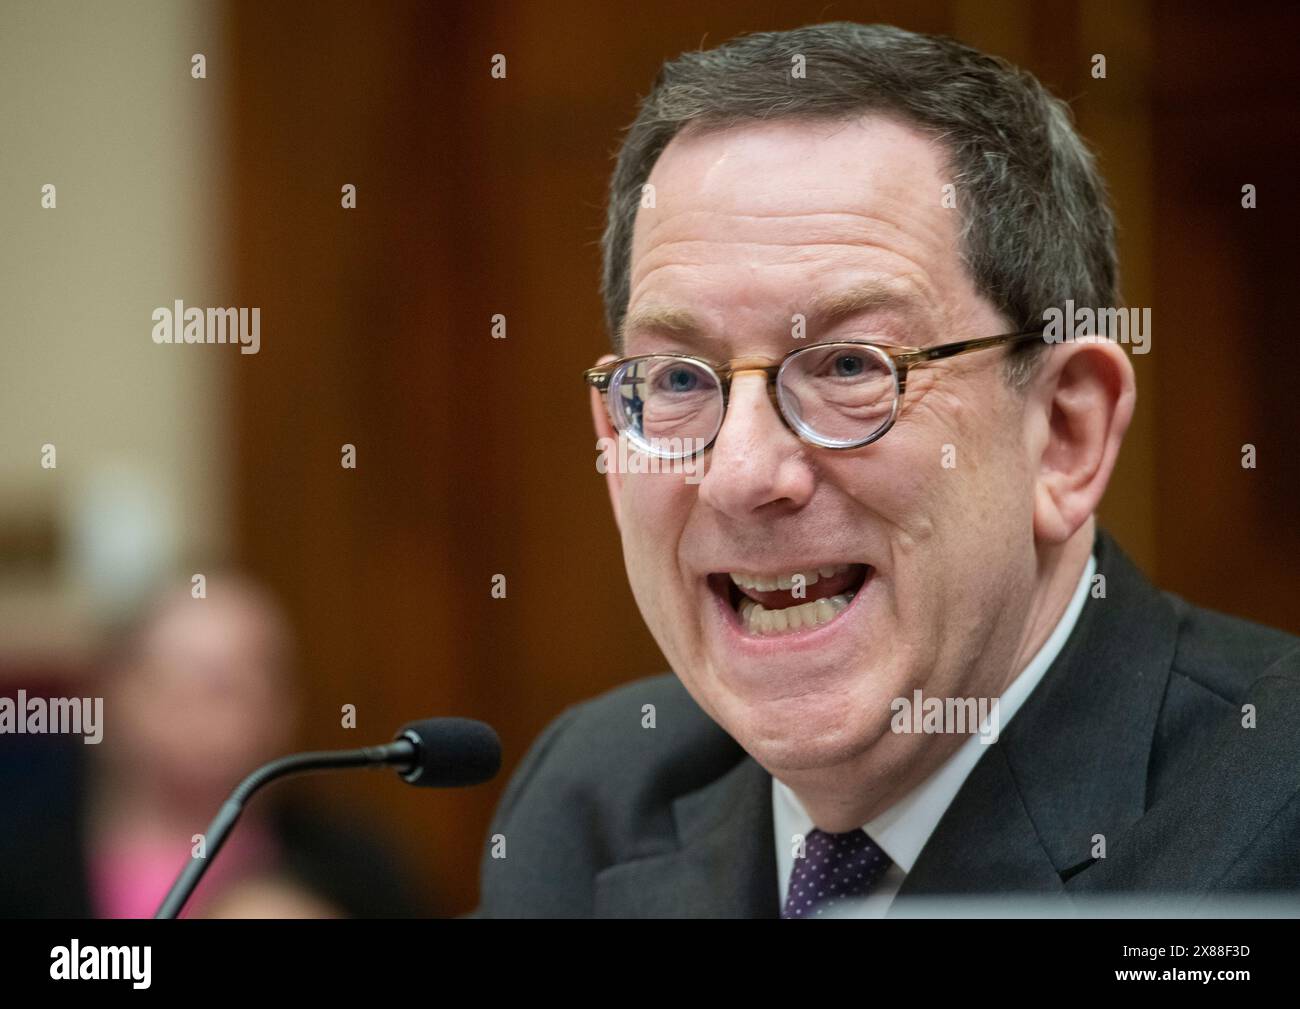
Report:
1000,517,1095,696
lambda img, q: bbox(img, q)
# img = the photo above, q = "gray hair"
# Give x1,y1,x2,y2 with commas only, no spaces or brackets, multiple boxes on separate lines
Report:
600,22,1117,386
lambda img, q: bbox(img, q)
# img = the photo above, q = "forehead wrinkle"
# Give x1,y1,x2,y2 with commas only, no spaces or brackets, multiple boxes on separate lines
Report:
628,202,953,305
622,270,942,358
632,208,917,266
625,176,958,352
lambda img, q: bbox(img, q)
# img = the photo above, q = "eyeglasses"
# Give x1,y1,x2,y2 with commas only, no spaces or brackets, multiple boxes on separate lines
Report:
584,328,1047,459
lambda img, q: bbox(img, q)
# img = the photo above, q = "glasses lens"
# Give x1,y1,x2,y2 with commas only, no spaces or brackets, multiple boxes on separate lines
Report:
778,344,897,447
612,356,722,456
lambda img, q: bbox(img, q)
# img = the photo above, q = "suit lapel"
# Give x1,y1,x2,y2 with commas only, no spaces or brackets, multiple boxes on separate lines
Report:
897,529,1178,903
594,752,778,917
893,745,1071,901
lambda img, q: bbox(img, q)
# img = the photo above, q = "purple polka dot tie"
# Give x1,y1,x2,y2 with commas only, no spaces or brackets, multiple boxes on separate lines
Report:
781,828,892,918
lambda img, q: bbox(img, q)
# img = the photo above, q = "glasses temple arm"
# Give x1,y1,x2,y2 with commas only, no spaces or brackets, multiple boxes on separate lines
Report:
896,328,1046,366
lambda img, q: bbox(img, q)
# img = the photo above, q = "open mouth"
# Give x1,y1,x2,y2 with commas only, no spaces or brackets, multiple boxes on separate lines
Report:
709,563,870,637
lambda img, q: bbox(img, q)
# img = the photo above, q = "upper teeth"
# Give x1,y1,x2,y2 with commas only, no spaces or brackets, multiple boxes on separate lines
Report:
729,565,850,593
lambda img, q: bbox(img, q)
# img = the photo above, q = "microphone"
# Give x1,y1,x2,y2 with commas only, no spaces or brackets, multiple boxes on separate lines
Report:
154,717,501,919
394,717,501,786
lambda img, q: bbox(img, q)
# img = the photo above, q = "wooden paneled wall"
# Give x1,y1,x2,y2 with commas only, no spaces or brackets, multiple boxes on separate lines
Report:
228,0,1298,913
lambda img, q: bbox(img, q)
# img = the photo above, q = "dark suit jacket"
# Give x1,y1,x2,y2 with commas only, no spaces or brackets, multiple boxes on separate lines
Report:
474,529,1300,917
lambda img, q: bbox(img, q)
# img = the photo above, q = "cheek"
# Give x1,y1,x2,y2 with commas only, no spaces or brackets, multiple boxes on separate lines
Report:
617,474,697,619
821,394,1028,615
881,382,1024,529
823,428,948,540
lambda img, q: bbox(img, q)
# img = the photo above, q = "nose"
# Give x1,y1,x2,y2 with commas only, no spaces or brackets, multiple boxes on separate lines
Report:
697,372,816,518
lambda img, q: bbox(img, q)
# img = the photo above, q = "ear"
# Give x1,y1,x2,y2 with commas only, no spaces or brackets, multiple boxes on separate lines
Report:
589,354,625,531
1028,338,1136,544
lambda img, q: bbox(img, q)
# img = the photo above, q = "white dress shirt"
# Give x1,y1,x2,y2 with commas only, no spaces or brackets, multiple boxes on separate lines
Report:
773,553,1097,917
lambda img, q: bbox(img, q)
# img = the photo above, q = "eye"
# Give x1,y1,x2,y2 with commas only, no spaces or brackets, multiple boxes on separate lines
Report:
831,353,866,378
658,366,701,393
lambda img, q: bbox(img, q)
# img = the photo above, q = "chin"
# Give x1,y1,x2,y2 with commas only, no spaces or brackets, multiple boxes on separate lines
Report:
698,671,891,773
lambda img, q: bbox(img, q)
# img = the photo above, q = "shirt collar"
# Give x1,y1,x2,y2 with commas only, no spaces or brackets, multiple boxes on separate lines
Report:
773,551,1097,877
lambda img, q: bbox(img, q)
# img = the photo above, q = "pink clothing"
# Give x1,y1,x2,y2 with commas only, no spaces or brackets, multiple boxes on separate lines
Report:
90,821,279,919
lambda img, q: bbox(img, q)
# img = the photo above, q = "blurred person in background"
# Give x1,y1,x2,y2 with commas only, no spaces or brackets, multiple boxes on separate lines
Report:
0,575,432,917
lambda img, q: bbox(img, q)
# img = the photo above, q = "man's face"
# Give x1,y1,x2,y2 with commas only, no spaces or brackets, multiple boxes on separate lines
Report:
603,115,1042,778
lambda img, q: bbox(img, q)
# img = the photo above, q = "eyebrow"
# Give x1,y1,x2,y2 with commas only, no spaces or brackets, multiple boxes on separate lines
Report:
619,281,931,350
620,304,700,341
805,282,926,326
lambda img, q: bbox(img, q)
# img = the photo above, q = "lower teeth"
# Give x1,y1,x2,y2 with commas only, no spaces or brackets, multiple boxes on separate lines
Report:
738,592,855,635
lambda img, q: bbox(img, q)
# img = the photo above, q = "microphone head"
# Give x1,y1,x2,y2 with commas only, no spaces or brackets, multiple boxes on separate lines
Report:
395,717,501,787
